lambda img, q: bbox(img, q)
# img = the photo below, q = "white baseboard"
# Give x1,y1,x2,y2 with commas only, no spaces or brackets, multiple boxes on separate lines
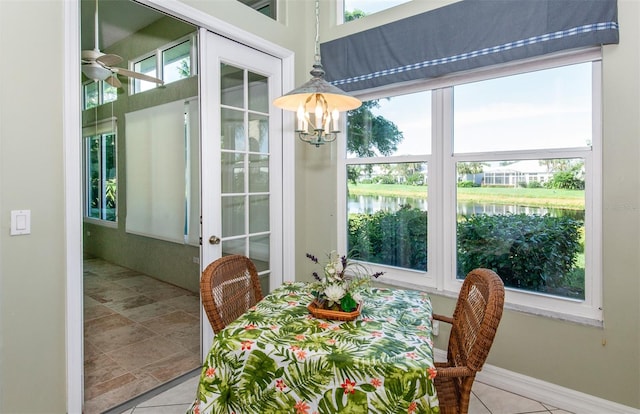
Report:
433,349,639,414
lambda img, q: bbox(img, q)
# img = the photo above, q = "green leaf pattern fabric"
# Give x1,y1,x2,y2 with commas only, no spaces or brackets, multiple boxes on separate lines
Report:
189,282,440,414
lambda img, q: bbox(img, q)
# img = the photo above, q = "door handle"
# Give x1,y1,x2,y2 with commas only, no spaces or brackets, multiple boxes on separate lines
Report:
209,235,221,245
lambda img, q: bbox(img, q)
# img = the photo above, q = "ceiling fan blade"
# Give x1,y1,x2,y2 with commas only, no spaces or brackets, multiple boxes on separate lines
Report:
81,49,104,62
113,67,164,85
96,54,123,67
105,74,122,89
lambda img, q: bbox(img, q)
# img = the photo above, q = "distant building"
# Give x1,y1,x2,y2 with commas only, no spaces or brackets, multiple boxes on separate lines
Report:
482,160,552,187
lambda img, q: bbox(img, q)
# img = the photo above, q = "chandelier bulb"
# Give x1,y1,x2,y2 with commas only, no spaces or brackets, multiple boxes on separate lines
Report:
297,104,305,131
315,101,323,130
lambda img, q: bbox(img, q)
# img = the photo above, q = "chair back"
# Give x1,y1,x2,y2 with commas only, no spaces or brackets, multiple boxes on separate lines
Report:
447,268,505,373
201,255,263,333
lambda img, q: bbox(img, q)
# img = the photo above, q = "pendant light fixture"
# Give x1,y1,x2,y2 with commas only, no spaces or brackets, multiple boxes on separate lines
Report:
273,0,361,147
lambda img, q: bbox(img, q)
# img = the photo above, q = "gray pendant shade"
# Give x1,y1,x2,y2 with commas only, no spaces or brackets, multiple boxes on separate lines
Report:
273,63,361,113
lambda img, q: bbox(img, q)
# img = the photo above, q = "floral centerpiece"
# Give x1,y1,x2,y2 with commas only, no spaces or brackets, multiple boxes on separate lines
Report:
306,251,384,319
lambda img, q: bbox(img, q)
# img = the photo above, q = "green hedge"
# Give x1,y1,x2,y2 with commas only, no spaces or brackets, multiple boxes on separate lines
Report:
457,213,582,292
348,209,583,295
348,204,427,271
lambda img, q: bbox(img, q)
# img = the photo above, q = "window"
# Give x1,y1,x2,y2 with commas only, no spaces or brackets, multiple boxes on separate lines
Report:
237,0,276,20
342,0,411,22
83,80,117,110
340,49,602,322
345,92,432,280
133,55,157,93
83,119,117,223
132,35,196,94
163,40,191,84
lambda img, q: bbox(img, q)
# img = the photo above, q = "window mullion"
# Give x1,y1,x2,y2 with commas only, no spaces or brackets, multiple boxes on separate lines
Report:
584,59,603,315
84,138,90,217
439,87,458,292
191,33,198,76
156,50,163,84
100,134,107,220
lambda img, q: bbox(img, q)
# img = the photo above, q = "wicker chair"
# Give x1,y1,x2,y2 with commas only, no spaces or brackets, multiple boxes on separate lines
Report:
433,268,505,414
200,255,264,334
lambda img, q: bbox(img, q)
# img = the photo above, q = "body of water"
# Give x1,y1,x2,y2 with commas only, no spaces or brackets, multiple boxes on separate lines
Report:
347,194,584,220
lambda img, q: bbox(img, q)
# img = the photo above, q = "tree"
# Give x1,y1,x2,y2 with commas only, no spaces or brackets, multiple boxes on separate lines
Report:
457,162,488,175
542,159,585,189
344,9,366,22
347,165,360,184
546,163,585,190
539,159,573,172
177,59,190,78
347,100,404,157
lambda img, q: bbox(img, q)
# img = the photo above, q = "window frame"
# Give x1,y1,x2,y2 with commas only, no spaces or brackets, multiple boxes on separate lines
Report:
338,0,412,24
162,38,193,83
132,53,158,94
338,47,603,323
130,33,197,94
83,119,118,227
82,79,117,110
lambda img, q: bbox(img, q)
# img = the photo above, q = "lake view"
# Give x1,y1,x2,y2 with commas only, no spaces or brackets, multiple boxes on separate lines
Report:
348,194,585,220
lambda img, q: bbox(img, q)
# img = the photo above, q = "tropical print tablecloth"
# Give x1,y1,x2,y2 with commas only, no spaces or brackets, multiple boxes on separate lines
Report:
189,282,440,414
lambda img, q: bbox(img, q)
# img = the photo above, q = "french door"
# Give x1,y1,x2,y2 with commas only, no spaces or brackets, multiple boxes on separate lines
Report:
199,29,284,351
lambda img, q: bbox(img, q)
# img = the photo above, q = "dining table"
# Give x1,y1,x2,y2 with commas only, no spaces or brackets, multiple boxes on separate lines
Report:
188,281,440,414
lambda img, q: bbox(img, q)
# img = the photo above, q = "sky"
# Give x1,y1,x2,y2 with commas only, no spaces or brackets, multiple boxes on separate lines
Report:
360,62,593,156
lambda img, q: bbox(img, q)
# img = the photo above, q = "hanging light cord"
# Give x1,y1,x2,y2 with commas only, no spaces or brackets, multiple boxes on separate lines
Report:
314,0,321,65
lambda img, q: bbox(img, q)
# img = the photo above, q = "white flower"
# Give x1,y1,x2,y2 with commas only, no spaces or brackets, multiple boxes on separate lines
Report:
325,265,338,282
308,250,384,312
324,284,346,304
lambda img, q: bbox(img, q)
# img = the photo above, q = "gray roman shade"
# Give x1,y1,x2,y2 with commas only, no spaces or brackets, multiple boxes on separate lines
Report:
321,0,618,92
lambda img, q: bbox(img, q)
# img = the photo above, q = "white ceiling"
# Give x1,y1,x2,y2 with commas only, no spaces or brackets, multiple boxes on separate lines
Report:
81,0,167,52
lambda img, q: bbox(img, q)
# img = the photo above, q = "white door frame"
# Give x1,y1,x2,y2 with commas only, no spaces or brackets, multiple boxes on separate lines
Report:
63,2,84,412
63,1,296,411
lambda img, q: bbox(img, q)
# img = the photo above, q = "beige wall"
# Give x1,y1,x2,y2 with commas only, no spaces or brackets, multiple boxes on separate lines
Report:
0,0,637,412
0,1,68,411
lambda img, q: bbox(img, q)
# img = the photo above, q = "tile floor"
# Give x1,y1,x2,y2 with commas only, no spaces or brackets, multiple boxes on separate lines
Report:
116,373,575,414
83,258,201,414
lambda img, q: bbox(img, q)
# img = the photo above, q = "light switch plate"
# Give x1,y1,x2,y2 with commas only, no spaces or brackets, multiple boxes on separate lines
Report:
10,210,31,235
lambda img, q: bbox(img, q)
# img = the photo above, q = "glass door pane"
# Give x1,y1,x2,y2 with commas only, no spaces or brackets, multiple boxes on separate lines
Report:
220,63,272,294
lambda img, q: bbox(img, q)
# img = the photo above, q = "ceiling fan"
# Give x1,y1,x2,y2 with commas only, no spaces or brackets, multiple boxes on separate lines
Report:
81,0,163,88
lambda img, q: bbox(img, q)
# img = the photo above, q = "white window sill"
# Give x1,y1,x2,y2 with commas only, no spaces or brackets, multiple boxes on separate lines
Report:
373,272,604,328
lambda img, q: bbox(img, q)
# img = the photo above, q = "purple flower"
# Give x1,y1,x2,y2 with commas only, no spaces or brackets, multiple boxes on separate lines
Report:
306,253,319,264
312,271,321,282
340,255,348,271
371,271,385,279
